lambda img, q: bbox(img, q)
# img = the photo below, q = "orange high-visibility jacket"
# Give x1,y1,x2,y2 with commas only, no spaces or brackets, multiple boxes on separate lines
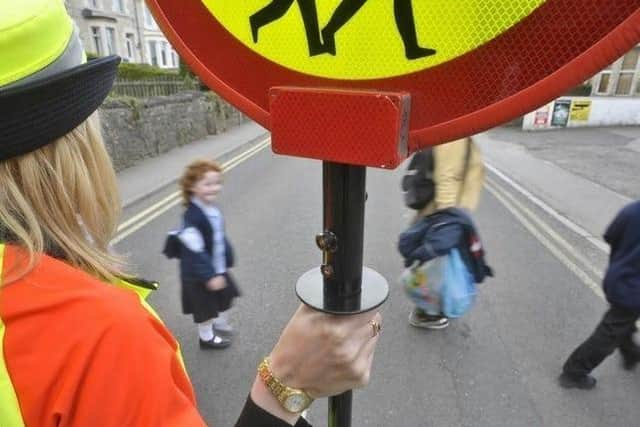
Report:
0,244,207,426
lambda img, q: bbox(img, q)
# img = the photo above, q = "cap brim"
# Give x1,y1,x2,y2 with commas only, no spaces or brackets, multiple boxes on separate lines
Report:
0,55,120,161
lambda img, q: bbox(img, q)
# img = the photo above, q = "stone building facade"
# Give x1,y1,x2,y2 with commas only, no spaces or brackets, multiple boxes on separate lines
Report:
65,0,179,68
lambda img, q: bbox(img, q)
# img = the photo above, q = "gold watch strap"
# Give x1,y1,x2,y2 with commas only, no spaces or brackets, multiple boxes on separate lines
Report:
258,357,313,405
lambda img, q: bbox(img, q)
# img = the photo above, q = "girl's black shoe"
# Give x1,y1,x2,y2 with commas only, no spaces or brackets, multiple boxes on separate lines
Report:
199,335,231,350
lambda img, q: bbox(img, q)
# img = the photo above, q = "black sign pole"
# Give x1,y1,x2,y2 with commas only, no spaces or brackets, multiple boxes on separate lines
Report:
322,161,364,427
294,160,388,426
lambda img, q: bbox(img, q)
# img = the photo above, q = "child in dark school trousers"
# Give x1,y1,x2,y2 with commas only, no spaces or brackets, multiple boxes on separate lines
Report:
559,200,640,389
177,159,241,349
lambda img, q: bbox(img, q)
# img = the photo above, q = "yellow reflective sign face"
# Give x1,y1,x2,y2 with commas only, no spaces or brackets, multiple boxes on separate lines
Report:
202,0,546,80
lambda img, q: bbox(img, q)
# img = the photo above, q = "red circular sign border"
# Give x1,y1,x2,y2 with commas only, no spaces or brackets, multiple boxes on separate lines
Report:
147,0,640,151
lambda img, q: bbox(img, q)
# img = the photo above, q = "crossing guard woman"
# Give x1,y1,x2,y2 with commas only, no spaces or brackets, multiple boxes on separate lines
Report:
0,1,382,426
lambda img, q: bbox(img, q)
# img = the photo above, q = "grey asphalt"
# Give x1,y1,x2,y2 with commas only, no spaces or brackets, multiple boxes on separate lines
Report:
112,123,640,427
477,126,640,239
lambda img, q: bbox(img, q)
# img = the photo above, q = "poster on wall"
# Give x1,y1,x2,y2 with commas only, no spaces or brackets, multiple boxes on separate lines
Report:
551,99,571,127
569,100,592,121
534,106,550,126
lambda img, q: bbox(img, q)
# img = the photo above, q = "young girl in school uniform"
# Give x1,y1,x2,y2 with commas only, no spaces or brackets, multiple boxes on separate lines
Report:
178,159,241,349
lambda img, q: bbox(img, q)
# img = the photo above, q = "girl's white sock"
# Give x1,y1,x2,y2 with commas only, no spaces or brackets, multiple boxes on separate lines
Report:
197,319,215,341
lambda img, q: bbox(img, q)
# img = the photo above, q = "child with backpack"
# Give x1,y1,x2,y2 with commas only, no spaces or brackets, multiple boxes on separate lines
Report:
174,159,241,349
400,138,489,329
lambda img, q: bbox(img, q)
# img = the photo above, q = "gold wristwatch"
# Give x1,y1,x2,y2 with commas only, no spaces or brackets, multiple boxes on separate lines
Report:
258,356,314,413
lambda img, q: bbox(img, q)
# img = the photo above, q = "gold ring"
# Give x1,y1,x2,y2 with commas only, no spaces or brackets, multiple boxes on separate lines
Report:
369,319,381,338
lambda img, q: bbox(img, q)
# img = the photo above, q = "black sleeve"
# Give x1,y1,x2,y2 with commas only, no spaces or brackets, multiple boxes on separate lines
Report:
235,395,312,427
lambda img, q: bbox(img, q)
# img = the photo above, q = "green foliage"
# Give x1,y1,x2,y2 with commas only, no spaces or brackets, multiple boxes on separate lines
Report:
178,58,196,79
204,91,220,104
117,62,178,80
106,95,144,121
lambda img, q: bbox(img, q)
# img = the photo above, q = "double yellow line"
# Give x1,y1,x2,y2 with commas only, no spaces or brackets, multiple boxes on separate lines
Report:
112,137,271,244
485,174,605,301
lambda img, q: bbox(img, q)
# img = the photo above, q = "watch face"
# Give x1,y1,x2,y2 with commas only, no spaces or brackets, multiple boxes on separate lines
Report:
284,393,310,413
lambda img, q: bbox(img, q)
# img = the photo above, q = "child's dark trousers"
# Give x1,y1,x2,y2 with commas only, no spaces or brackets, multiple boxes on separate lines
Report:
563,304,640,376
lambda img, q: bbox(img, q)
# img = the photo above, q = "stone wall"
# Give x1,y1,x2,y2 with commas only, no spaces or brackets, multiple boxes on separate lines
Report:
100,91,248,171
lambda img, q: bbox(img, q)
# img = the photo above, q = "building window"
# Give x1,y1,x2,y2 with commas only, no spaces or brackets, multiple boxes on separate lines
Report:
125,33,135,61
105,27,117,55
112,0,125,13
615,74,634,95
91,26,102,56
160,42,168,67
620,48,639,70
88,0,100,8
615,47,639,96
172,52,178,68
148,40,158,66
144,5,158,29
596,73,611,94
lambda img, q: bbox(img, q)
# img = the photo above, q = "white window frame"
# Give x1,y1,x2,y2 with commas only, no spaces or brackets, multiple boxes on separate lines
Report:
143,5,159,29
147,39,178,68
90,26,103,56
160,41,168,67
614,47,640,96
105,26,117,55
112,0,127,14
594,72,613,96
124,32,136,62
147,40,159,66
593,46,640,97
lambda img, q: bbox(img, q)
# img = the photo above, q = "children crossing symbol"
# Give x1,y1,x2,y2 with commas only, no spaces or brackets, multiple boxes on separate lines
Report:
250,0,436,59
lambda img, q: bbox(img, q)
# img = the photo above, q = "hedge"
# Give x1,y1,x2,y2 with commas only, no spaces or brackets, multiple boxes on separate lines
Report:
86,53,179,80
117,62,179,80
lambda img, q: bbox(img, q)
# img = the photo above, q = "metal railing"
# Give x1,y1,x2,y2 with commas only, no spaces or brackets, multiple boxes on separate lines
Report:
111,76,190,98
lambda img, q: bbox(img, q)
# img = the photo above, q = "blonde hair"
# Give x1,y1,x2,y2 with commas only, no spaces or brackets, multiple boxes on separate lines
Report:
0,113,124,283
178,159,223,207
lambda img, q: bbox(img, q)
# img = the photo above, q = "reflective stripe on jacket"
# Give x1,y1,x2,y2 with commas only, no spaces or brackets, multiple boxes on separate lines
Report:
0,244,23,426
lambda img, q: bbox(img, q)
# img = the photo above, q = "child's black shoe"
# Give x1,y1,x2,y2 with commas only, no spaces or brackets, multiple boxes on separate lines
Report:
622,353,640,370
558,372,596,390
199,335,231,350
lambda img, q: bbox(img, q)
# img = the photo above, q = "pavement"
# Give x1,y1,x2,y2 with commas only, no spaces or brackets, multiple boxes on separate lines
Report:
116,122,640,243
476,126,640,240
116,121,269,208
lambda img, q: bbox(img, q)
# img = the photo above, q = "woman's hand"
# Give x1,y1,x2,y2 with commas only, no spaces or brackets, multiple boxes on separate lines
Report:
270,304,382,398
206,275,227,291
249,304,382,425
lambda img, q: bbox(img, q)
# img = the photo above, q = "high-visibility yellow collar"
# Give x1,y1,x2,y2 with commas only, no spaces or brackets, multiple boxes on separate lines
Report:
113,277,159,301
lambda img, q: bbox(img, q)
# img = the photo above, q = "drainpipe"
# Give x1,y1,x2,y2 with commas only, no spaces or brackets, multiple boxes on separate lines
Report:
132,0,145,63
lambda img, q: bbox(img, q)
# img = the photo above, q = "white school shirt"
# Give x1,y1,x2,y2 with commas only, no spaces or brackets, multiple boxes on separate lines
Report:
179,198,227,275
